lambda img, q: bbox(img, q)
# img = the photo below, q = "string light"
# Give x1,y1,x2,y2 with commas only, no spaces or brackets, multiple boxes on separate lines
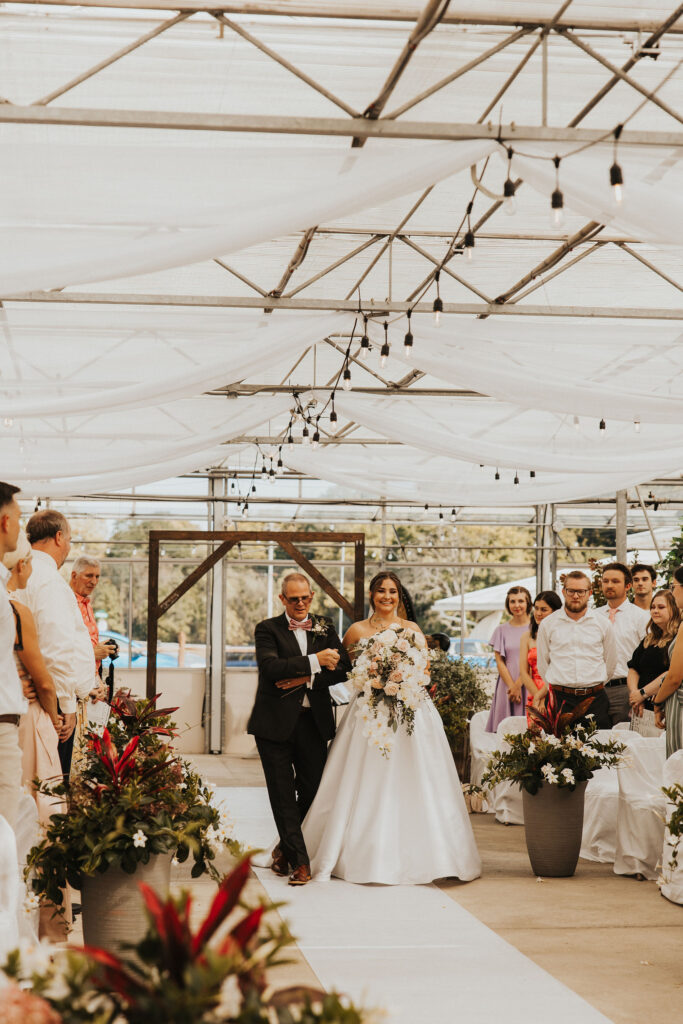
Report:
3,417,13,428
503,147,517,216
610,124,624,205
432,270,443,326
287,431,294,448
360,315,370,350
276,452,284,476
551,156,564,227
260,462,268,479
599,418,607,437
380,320,390,367
634,419,641,433
342,364,352,390
312,418,321,448
514,472,520,485
530,470,536,478
573,416,580,431
404,309,414,357
495,469,500,480
463,200,475,262
450,508,456,522
302,422,310,445
424,503,429,514
268,459,276,483
330,394,338,424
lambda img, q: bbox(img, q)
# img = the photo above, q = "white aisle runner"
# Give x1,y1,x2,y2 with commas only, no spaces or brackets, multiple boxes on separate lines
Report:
220,786,614,1024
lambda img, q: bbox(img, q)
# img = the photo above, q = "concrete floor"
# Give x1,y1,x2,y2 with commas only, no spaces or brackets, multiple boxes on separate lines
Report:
189,755,681,1024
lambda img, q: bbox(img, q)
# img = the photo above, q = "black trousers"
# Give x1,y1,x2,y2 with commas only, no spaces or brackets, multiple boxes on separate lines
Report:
551,686,611,730
57,699,75,777
255,709,328,869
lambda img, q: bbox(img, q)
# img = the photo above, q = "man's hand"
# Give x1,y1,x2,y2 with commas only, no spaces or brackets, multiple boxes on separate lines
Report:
59,712,76,742
89,682,108,703
22,676,37,701
318,648,341,670
94,640,116,659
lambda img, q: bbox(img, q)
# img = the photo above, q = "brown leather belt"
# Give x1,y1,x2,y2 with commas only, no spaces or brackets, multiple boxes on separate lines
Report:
551,683,604,697
0,714,20,726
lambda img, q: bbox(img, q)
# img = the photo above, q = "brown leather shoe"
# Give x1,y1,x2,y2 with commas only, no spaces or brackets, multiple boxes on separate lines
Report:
271,846,289,877
288,864,312,886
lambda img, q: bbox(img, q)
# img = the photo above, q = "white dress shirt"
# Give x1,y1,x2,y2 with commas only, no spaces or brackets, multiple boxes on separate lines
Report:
596,600,649,679
286,613,321,709
537,607,617,688
0,564,28,717
14,549,95,714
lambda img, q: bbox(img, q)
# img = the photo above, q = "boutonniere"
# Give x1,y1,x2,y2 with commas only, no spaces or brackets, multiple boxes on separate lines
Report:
310,616,330,638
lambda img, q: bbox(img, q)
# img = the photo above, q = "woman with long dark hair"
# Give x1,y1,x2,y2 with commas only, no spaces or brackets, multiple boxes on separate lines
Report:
653,568,683,754
519,590,562,725
301,570,481,885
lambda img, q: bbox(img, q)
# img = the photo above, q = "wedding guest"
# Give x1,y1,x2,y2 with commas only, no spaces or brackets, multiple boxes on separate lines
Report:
631,563,657,612
628,590,679,722
15,511,95,776
69,556,111,771
597,563,649,725
485,586,531,732
653,567,683,755
519,590,562,724
0,481,26,831
536,570,616,729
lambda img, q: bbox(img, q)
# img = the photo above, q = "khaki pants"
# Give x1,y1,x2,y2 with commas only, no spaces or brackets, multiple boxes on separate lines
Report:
0,721,22,831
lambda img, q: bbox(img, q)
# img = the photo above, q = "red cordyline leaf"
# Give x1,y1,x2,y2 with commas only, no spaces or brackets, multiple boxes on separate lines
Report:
114,735,140,777
78,945,146,1006
138,883,168,943
230,905,263,948
139,884,192,980
191,857,251,954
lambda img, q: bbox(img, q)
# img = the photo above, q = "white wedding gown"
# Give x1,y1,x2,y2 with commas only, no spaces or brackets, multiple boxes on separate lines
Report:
302,681,482,885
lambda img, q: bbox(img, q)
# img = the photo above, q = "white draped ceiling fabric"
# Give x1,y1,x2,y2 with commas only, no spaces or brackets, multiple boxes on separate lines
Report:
1,1,682,507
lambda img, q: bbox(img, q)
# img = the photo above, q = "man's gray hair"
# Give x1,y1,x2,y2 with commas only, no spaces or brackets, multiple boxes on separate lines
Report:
280,571,312,596
72,554,101,574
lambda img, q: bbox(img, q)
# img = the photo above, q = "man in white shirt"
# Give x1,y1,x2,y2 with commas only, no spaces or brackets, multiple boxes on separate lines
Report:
598,563,649,726
0,481,28,829
537,570,617,729
16,510,95,775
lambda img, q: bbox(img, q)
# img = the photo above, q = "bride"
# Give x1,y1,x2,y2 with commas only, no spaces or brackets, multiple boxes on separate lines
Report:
302,571,481,885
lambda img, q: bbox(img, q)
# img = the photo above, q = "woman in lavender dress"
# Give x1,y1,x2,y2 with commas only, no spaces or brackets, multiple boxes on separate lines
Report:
485,586,532,733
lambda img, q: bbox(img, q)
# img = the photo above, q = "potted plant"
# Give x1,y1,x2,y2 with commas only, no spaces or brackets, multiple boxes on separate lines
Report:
2,857,377,1024
429,649,489,780
25,693,239,952
481,702,625,876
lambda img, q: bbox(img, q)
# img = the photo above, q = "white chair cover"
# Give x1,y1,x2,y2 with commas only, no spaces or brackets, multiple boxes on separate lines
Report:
0,814,20,959
13,790,40,943
659,749,683,905
491,717,529,826
614,732,667,880
469,710,498,799
580,729,621,864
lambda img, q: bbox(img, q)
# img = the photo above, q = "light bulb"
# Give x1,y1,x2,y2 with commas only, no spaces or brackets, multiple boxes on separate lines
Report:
3,417,13,428
551,188,564,227
330,408,338,424
276,458,284,476
514,473,520,485
268,469,275,483
312,429,320,448
552,205,565,227
573,416,580,431
302,425,310,445
503,178,517,216
599,418,607,438
342,368,352,390
380,342,390,368
610,162,624,205
432,296,443,326
464,229,475,262
634,420,641,433
287,433,294,448
530,470,536,479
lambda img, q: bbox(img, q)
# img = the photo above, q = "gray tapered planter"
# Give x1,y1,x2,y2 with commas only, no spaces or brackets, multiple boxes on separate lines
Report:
522,781,587,877
81,854,172,954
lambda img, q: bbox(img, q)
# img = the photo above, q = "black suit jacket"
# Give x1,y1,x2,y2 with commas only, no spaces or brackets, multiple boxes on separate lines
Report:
247,612,351,742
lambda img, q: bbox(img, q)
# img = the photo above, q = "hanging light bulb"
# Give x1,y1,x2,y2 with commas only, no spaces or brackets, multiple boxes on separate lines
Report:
464,229,475,262
439,512,444,522
268,465,276,483
551,156,564,227
503,147,517,215
251,483,256,494
495,469,500,481
312,423,320,448
276,456,284,476
380,320,390,367
302,423,310,445
573,416,580,431
634,419,641,433
330,401,338,424
424,503,429,514
610,161,624,204
3,417,13,428
599,418,607,437
360,314,370,350
432,269,443,326
530,470,536,479
404,309,414,356
342,365,352,390
287,432,294,448
514,472,520,485
450,508,456,522
260,463,267,479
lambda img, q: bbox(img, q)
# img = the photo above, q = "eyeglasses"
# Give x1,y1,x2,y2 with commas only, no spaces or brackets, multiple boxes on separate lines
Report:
564,588,590,596
282,594,313,604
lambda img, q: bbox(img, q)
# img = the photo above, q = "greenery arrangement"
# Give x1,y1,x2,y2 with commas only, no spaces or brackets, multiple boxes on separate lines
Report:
658,528,683,587
25,693,239,912
428,649,489,755
2,857,378,1024
662,781,683,874
481,701,625,796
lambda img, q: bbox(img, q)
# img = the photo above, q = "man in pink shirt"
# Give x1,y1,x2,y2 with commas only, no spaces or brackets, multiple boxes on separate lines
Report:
69,556,114,694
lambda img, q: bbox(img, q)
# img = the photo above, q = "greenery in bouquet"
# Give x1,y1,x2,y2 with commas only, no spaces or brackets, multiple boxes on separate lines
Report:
661,780,683,873
481,700,626,796
428,650,489,754
1,858,380,1024
25,693,240,912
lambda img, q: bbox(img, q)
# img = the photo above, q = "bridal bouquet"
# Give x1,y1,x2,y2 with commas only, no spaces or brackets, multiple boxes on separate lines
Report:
348,627,429,757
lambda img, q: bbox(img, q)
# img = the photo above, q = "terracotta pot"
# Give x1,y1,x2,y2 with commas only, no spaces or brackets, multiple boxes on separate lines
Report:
81,854,172,954
522,781,587,877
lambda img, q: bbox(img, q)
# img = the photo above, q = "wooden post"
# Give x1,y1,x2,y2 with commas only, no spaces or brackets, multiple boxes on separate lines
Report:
146,535,160,699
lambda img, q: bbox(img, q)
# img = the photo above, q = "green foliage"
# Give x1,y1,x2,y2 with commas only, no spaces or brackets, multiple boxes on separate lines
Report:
662,781,683,872
659,530,683,587
428,650,489,753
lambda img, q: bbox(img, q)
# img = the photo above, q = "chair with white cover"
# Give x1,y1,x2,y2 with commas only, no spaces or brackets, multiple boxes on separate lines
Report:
614,731,667,880
580,729,621,864
659,749,683,905
0,814,20,960
491,716,529,825
469,710,498,799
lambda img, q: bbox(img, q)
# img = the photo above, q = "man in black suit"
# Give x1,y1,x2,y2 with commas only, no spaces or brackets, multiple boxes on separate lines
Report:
248,572,351,886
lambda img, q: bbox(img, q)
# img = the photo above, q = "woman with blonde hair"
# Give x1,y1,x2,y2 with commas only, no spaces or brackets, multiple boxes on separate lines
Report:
628,590,680,726
485,586,532,732
653,569,683,754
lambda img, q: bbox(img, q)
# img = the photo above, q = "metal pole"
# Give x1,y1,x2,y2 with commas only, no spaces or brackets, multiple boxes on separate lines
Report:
459,568,466,657
635,486,663,560
616,489,628,563
206,477,226,754
339,541,345,636
380,502,387,569
267,525,274,618
550,504,558,589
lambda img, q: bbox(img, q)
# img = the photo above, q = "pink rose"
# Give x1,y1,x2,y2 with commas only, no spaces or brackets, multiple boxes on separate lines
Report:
385,682,400,697
389,669,403,683
371,679,384,689
396,638,410,653
369,660,379,672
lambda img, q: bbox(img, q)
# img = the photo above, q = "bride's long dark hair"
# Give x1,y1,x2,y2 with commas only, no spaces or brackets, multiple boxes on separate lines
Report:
368,570,412,620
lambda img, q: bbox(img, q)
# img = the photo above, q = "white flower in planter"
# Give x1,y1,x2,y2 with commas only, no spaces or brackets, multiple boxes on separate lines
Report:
23,891,41,914
541,764,559,784
561,768,576,785
132,829,147,848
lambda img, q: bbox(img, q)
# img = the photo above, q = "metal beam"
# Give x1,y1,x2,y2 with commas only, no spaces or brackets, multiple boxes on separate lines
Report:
7,2,683,34
494,222,604,303
8,290,681,318
212,385,482,397
0,106,680,145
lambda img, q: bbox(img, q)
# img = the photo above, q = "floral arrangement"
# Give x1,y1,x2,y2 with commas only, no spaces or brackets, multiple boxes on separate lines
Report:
481,701,626,795
661,780,683,874
348,627,429,757
1,858,379,1024
310,616,331,639
25,693,239,915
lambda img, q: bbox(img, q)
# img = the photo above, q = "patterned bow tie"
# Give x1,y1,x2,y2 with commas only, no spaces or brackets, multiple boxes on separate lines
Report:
289,618,312,630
